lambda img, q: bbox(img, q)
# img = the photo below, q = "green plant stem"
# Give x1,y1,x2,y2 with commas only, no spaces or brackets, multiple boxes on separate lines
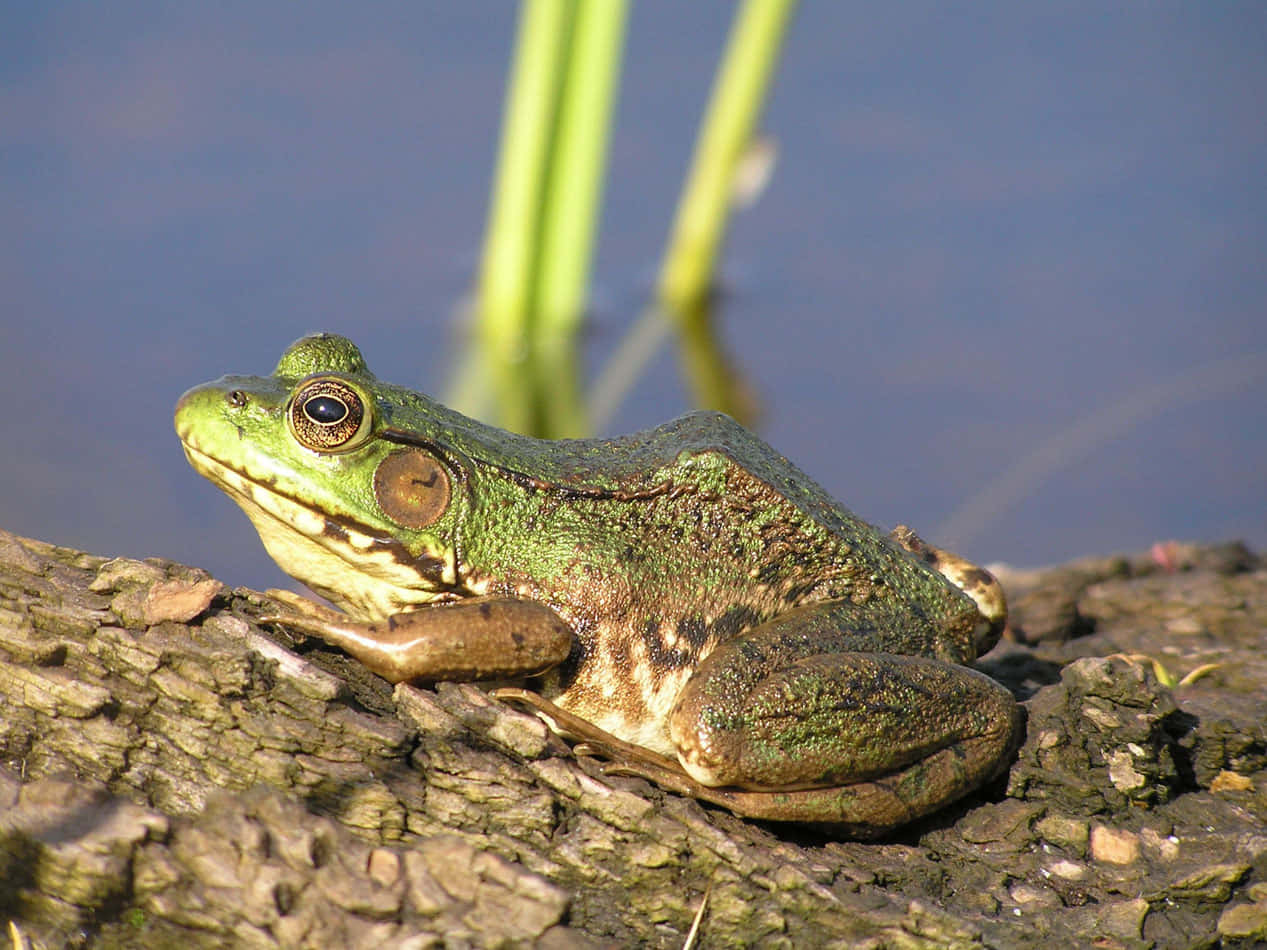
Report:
536,0,627,340
534,0,629,437
655,0,797,412
470,0,571,431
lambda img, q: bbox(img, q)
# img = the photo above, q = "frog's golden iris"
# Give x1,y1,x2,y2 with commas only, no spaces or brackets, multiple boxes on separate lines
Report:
288,378,369,451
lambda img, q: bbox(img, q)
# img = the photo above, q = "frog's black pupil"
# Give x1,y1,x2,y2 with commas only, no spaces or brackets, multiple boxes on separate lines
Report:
305,396,347,425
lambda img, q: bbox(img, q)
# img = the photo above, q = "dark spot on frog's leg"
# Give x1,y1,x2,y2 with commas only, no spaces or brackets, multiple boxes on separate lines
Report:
479,602,492,620
512,631,525,647
755,562,783,586
959,567,995,589
710,606,760,641
677,616,710,650
781,580,822,604
642,618,691,670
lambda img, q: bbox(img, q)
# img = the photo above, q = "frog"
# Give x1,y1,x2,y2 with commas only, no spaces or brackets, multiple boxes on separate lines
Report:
175,333,1021,836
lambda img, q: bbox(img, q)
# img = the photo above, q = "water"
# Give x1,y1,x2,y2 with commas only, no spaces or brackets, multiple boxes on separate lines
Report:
3,3,1264,592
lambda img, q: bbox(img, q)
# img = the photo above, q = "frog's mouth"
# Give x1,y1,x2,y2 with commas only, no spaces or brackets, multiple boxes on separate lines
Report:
180,442,457,619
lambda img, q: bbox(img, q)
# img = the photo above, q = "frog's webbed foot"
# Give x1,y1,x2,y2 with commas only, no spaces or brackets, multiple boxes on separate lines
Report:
890,525,1007,654
491,688,707,799
258,588,347,626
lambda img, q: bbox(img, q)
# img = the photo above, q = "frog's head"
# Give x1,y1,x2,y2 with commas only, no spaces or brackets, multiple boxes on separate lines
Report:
175,334,469,618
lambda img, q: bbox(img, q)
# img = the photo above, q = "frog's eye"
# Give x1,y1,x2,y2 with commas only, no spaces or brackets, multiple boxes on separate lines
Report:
289,378,370,451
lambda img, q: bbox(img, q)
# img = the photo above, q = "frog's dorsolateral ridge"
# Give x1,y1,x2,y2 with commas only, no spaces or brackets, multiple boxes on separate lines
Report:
175,333,1020,836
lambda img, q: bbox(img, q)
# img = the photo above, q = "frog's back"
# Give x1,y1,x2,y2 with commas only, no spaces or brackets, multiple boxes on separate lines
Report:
471,409,973,636
623,412,955,611
514,409,860,526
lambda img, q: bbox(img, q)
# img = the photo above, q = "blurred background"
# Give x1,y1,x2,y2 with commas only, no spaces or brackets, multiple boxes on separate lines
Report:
3,3,1264,595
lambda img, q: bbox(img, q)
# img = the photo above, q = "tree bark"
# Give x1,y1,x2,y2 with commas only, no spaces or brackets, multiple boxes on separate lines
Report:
2,528,1265,948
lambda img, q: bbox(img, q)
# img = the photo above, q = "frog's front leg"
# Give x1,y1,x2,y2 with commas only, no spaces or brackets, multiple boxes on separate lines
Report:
260,592,574,682
665,602,1023,834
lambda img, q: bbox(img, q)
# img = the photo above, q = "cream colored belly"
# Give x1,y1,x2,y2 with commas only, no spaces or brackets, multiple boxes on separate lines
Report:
546,652,699,760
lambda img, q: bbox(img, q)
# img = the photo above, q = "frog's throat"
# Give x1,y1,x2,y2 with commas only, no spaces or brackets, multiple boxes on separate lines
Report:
181,444,457,619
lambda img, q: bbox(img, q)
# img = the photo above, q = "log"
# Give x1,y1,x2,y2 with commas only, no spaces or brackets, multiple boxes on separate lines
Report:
2,528,1265,947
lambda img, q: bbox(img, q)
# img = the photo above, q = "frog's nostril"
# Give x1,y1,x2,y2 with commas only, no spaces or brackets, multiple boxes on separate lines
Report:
227,390,249,408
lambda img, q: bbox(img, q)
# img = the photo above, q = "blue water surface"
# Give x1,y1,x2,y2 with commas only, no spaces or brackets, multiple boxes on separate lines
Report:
3,3,1264,592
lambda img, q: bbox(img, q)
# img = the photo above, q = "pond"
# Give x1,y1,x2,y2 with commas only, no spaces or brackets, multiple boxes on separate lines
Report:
2,3,1263,592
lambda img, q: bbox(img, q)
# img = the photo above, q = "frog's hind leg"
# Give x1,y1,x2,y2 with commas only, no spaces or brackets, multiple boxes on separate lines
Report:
667,603,1022,833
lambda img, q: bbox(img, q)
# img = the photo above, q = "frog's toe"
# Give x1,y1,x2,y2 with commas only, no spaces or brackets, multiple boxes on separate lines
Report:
258,588,345,625
494,689,699,789
890,525,1007,653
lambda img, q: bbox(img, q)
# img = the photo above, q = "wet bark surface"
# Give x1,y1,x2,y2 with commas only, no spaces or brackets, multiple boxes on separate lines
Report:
1,527,1264,948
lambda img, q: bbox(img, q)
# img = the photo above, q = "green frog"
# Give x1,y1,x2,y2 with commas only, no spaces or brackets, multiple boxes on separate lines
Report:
175,334,1021,836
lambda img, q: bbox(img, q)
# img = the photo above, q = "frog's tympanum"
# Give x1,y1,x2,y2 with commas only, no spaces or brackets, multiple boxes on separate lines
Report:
176,334,1021,836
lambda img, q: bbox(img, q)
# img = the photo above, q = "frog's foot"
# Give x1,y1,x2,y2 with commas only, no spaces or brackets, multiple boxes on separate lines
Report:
259,588,348,626
491,688,706,798
890,525,1007,653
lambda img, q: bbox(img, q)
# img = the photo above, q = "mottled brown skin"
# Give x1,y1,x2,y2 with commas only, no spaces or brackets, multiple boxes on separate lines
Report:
176,334,1021,835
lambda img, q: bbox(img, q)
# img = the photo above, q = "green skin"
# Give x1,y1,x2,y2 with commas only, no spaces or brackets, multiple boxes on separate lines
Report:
175,334,1021,836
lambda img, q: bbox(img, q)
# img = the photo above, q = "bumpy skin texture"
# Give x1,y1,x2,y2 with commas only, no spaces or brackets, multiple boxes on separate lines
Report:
175,334,1020,834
